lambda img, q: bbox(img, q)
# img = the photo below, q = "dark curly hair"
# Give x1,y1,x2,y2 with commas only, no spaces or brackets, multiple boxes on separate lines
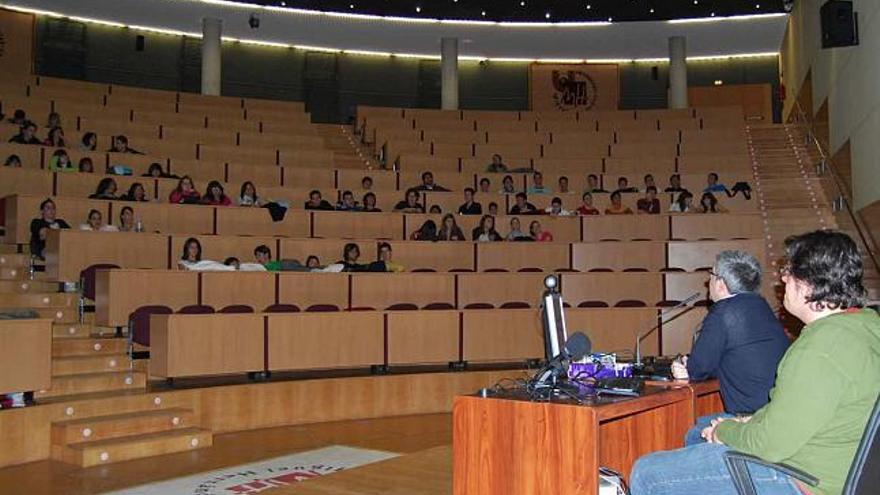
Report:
784,230,867,310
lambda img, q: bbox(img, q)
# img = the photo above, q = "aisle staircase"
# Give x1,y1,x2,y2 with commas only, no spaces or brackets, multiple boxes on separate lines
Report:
0,243,213,467
315,123,381,170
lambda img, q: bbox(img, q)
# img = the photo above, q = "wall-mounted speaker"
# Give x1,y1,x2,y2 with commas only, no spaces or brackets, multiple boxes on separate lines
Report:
135,35,145,52
651,66,658,81
820,0,858,49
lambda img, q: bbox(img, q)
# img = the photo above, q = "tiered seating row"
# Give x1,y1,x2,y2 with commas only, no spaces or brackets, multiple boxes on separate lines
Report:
45,227,764,282
95,263,769,328
151,307,681,379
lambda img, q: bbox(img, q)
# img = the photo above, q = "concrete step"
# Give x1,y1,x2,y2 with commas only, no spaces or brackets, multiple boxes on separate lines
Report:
0,253,32,268
53,338,128,357
35,371,146,399
0,280,60,294
57,427,211,467
0,293,74,307
52,323,120,339
52,354,138,376
0,305,77,323
51,408,197,446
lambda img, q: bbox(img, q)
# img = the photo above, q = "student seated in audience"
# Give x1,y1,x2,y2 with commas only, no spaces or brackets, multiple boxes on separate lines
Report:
698,192,728,213
458,187,482,215
509,192,538,215
486,153,531,173
438,214,466,241
305,190,334,211
179,237,202,268
410,220,438,241
530,220,553,242
545,196,571,216
488,202,499,216
89,178,119,200
29,198,71,260
576,192,600,215
339,243,369,272
43,127,66,148
48,149,75,172
669,250,789,446
414,171,449,192
306,256,321,270
78,157,94,173
665,173,687,193
123,183,149,202
704,172,729,195
429,205,442,214
500,175,517,194
394,188,425,214
528,171,550,194
336,190,361,211
169,176,201,204
201,181,231,206
605,190,634,215
377,242,404,272
557,176,570,194
237,181,263,207
117,206,139,232
362,192,381,212
586,174,607,193
472,215,502,242
144,163,172,179
616,176,638,193
46,112,62,129
506,217,530,241
636,186,661,214
109,135,144,155
223,257,241,270
80,132,97,152
361,176,373,190
4,154,21,167
7,109,26,126
643,174,656,191
79,209,118,232
478,177,491,194
669,191,694,213
9,121,41,145
254,245,282,271
631,231,880,495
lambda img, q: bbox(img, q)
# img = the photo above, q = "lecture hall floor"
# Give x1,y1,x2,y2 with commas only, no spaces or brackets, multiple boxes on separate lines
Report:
0,413,452,495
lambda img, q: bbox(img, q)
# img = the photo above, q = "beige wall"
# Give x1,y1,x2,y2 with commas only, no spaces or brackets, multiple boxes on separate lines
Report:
781,0,880,210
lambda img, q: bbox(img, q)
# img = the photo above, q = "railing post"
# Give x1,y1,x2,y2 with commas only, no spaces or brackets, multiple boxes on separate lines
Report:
815,158,827,176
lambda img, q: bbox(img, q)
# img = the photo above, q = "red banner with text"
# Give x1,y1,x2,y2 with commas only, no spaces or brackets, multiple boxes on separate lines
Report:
529,63,619,112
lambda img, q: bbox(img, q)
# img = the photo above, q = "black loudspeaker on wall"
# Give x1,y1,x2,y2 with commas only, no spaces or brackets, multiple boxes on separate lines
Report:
135,35,145,52
820,0,859,49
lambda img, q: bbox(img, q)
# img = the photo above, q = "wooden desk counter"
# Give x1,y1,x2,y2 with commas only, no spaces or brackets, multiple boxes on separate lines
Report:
0,319,52,395
453,386,694,495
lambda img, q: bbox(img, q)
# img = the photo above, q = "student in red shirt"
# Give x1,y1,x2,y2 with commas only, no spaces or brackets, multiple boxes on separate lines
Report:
576,192,600,215
529,220,553,242
201,180,232,206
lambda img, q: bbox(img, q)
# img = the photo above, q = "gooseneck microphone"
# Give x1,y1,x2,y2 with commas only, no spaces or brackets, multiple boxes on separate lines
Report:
634,291,702,367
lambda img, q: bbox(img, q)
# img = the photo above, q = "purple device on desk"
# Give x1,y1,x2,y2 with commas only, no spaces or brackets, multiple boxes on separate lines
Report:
569,361,633,381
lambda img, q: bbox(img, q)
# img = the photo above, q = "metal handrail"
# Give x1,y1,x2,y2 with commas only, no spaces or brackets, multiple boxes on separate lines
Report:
790,99,880,276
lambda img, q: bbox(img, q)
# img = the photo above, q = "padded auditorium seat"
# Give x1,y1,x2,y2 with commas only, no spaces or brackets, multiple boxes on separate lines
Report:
484,268,509,273
411,268,437,273
423,302,455,310
386,303,418,311
305,304,340,312
500,301,531,309
449,268,474,272
263,304,300,313
463,303,494,309
623,268,649,272
219,304,254,314
578,301,610,308
588,268,614,273
177,304,215,314
129,305,173,348
79,263,120,322
614,299,648,308
517,268,542,273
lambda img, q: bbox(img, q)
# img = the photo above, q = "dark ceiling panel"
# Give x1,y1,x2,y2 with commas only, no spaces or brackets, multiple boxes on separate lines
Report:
240,0,786,23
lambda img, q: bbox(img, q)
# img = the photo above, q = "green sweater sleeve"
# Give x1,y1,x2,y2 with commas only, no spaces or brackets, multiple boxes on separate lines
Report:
716,345,846,462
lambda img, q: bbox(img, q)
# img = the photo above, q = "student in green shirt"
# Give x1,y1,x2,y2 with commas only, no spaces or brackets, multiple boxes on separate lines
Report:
253,245,282,272
631,230,880,495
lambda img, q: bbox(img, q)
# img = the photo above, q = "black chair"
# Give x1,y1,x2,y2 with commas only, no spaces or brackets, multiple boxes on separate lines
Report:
263,304,300,313
128,305,173,355
463,303,494,309
218,304,254,314
423,302,455,310
386,303,418,311
500,301,531,309
177,304,215,314
615,299,647,307
724,394,880,495
305,304,339,312
577,300,610,308
79,263,120,322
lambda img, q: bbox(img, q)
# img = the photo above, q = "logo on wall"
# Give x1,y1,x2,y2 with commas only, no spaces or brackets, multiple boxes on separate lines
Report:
551,70,597,111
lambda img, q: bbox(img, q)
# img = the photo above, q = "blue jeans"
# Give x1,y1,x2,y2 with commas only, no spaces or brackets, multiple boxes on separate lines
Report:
630,443,802,495
685,413,734,446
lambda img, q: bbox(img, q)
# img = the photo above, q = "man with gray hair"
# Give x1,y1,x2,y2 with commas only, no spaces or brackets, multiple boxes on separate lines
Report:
672,250,790,445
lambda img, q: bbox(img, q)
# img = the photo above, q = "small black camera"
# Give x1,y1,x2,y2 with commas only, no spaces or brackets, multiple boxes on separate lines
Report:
248,13,260,29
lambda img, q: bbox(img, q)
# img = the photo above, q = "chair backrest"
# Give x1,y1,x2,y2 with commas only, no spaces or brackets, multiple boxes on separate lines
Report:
219,304,254,314
500,301,531,309
129,305,173,347
386,303,418,311
177,304,215,314
845,394,880,495
263,304,300,313
424,302,455,310
305,304,340,312
578,300,609,308
615,299,647,307
464,303,494,309
80,263,120,300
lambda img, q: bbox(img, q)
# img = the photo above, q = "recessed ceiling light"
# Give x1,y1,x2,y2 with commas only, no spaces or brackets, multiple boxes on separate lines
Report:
280,1,286,6
693,0,698,4
755,3,761,8
650,8,655,13
349,4,354,8
711,12,716,16
714,80,724,86
607,17,613,22
520,1,525,6
545,12,551,19
586,4,592,9
415,6,421,13
481,11,486,16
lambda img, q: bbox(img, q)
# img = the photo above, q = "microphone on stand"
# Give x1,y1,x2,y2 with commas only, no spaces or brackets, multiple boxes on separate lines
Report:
634,292,702,368
534,331,591,386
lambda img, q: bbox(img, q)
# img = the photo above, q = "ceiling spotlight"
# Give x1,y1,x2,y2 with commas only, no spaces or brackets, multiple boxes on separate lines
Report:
349,4,354,8
714,80,724,86
415,6,421,12
711,11,716,16
607,17,613,22
481,10,486,16
520,1,525,6
693,0,698,4
650,8,655,13
545,12,551,19
280,1,286,5
755,3,761,8
586,4,592,9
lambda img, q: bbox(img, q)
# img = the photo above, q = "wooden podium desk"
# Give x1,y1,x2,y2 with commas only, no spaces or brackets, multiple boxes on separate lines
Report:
453,384,699,495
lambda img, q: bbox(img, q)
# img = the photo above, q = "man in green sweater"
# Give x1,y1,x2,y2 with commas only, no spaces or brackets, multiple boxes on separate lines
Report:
630,230,880,495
